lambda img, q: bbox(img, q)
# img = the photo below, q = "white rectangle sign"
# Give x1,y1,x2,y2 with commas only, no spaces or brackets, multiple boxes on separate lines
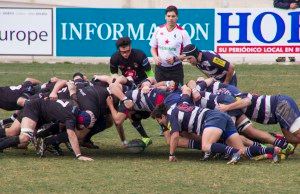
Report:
0,8,53,55
215,8,300,54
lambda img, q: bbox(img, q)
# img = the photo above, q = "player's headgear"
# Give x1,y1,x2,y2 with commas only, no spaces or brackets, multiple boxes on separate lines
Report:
76,110,96,128
182,44,199,60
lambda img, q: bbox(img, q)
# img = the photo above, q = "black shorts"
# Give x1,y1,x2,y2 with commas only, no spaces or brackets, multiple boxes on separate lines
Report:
131,111,150,121
155,63,184,86
22,100,40,122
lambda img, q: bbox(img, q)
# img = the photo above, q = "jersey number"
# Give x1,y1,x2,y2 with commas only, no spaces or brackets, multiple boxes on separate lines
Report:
56,99,69,107
9,85,22,90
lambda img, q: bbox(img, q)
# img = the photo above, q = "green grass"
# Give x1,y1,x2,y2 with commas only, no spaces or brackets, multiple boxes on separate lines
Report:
0,63,299,193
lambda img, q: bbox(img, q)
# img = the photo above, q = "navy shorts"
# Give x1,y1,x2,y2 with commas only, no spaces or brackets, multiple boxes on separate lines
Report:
203,110,237,140
275,95,300,131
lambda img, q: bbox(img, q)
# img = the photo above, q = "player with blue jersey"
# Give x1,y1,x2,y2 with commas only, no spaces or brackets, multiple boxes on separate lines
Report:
182,44,237,86
217,92,300,145
151,86,280,163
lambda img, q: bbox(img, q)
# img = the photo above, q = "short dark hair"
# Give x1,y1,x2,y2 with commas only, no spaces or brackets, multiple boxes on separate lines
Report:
116,37,131,49
165,5,178,16
73,72,84,79
151,104,167,119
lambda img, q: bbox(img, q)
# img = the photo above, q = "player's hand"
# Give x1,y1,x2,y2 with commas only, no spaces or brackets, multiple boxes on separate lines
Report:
216,103,228,112
66,81,76,94
123,99,134,110
49,92,58,101
50,77,59,83
290,3,298,9
166,56,175,64
166,80,176,91
77,155,94,161
169,155,177,162
121,140,128,148
154,56,162,66
192,90,201,102
141,85,150,94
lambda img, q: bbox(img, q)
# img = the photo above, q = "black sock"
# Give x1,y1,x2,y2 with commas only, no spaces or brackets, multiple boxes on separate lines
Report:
131,121,149,138
36,123,59,138
0,118,13,126
252,141,262,147
0,127,6,138
188,140,201,150
245,146,274,158
210,143,239,156
45,132,68,145
0,136,20,150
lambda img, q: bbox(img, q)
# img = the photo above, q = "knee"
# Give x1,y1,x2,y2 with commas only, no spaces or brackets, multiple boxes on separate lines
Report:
19,134,30,144
19,128,34,143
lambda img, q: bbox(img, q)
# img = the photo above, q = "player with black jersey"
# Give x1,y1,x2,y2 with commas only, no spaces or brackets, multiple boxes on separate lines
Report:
0,98,93,161
0,81,36,111
110,37,154,85
110,37,155,141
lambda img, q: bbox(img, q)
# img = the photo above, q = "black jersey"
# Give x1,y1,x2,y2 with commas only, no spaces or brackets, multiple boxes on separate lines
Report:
77,84,110,119
110,49,151,84
0,81,35,110
22,98,79,130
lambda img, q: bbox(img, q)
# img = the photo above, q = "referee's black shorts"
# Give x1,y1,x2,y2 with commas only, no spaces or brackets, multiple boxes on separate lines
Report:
155,63,184,86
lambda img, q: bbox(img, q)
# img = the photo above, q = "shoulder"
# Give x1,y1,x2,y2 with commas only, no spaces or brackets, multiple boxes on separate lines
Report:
110,51,121,63
176,24,184,30
132,49,147,57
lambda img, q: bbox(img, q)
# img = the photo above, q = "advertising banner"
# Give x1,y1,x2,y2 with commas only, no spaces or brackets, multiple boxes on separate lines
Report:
215,8,300,54
0,8,53,55
56,8,215,57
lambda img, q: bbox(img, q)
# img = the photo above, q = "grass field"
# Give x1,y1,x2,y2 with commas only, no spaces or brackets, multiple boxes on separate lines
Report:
0,63,299,193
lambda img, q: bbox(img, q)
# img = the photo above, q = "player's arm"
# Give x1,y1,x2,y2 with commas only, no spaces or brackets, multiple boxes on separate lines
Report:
211,54,234,84
178,30,192,61
66,81,78,103
109,82,125,100
150,47,162,66
24,77,42,85
223,63,235,85
217,97,251,112
204,77,216,87
66,125,93,161
106,96,127,126
49,79,68,100
169,131,179,162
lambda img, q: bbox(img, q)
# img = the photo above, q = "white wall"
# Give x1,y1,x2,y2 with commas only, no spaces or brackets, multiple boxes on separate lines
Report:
0,0,274,8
